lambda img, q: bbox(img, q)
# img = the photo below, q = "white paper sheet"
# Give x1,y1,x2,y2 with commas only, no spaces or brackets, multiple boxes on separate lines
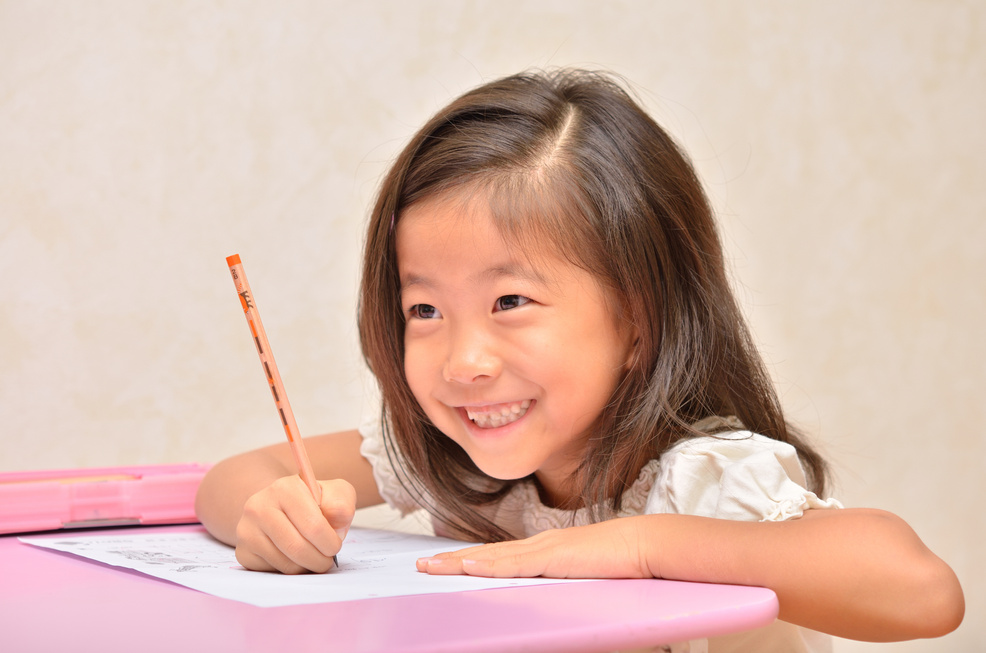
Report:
21,528,590,607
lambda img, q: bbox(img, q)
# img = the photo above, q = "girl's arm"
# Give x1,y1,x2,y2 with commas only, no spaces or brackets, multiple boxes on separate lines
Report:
417,508,964,642
195,429,383,573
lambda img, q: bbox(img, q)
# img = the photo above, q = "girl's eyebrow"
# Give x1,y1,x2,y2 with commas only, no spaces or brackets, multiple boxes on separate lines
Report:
479,264,549,286
400,263,549,291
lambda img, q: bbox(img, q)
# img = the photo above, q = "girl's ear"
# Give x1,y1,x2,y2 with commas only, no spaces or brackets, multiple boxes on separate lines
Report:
621,324,641,371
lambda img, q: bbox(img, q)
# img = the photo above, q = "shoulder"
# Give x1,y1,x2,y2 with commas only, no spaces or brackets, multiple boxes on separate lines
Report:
646,431,842,521
662,430,807,480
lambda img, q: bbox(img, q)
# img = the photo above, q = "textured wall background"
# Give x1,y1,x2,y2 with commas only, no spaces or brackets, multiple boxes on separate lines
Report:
1,2,982,649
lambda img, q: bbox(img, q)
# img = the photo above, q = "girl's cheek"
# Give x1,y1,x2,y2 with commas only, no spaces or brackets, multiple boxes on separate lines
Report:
403,344,438,399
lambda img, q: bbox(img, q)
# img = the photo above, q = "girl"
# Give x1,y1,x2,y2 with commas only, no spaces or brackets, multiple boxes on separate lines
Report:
196,69,963,651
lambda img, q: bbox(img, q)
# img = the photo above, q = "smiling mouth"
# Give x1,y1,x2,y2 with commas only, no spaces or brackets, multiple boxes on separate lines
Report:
464,400,532,429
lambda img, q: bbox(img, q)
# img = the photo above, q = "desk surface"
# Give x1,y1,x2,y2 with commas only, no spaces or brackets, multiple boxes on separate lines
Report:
1,525,778,653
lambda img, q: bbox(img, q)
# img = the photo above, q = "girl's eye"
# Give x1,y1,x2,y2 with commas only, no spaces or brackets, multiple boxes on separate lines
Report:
494,295,531,312
408,304,441,320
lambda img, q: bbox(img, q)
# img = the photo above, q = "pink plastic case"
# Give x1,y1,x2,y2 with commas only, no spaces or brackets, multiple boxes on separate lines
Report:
0,463,210,534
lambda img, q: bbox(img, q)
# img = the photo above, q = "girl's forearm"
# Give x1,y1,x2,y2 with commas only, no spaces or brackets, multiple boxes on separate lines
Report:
639,509,964,641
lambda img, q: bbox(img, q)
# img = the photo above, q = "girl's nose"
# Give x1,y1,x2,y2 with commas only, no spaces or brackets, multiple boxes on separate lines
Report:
442,327,501,384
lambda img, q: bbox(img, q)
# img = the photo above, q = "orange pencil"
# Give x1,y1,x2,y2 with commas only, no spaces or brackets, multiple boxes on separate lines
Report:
226,254,322,504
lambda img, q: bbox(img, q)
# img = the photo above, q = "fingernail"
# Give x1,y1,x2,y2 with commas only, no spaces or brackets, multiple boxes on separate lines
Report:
335,527,349,541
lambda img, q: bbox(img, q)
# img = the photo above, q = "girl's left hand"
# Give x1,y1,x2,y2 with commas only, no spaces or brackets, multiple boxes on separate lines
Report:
415,518,654,579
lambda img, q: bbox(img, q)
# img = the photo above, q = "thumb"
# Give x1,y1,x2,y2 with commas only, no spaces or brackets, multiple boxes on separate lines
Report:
308,476,324,505
317,478,357,541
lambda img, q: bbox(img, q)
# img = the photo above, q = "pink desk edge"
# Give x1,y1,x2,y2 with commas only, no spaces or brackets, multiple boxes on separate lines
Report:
0,524,778,653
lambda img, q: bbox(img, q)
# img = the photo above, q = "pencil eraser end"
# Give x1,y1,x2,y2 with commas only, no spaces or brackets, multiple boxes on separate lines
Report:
226,254,241,267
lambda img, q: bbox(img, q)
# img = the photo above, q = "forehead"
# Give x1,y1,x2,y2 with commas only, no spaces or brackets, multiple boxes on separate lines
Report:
395,190,558,281
397,192,497,247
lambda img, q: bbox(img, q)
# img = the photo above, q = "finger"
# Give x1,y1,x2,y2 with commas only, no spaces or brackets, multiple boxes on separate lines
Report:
238,489,338,573
266,476,345,569
415,555,466,575
318,479,358,543
458,550,547,578
235,518,312,574
235,535,307,574
414,541,487,570
450,523,651,579
415,554,534,577
276,479,347,562
267,513,339,574
416,542,542,577
417,531,594,578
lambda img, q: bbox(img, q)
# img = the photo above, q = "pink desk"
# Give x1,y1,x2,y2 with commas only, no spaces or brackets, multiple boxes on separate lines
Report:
1,525,778,652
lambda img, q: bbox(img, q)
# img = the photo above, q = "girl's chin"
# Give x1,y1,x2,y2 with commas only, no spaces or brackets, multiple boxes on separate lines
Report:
454,422,536,479
468,458,537,482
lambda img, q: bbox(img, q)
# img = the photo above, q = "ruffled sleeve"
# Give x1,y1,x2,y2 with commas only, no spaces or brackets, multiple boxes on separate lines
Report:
645,431,842,522
357,415,425,516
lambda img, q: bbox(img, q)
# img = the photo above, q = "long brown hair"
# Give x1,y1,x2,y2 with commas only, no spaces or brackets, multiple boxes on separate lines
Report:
358,69,827,541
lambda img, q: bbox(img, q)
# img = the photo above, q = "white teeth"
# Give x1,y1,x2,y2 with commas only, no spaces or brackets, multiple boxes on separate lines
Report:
465,400,531,429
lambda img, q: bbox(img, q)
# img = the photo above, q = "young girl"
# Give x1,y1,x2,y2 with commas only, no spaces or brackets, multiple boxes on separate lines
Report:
195,69,963,651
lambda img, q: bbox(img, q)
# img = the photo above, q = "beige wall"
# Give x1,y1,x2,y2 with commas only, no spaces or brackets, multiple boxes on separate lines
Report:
1,2,982,649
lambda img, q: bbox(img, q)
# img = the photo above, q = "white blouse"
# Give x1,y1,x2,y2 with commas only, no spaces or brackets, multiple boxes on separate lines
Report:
359,418,842,653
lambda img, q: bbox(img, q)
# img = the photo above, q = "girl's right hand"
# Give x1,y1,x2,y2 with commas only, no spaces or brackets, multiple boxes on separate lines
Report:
233,475,356,574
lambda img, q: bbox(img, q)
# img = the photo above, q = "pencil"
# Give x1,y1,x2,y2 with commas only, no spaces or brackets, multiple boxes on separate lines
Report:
225,254,322,504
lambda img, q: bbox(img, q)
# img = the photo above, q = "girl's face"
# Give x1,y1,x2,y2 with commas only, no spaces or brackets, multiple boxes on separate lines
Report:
396,191,636,507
